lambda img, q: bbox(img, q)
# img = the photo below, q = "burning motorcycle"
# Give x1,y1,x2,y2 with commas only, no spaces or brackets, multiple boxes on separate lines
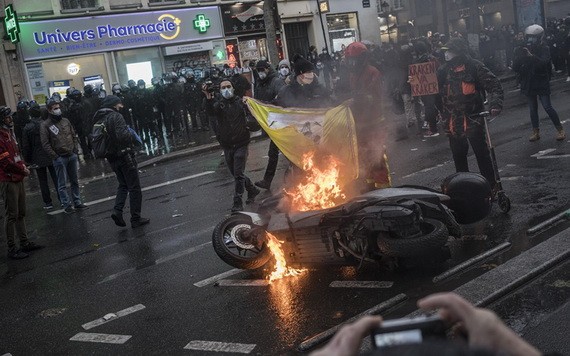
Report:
212,172,493,271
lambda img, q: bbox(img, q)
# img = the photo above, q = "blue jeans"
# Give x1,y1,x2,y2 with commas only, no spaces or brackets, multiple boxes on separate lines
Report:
527,94,562,129
53,154,81,208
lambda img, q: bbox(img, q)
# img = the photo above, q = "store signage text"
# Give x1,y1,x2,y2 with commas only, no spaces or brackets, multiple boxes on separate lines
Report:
19,7,223,61
4,5,21,43
67,63,80,75
34,17,179,45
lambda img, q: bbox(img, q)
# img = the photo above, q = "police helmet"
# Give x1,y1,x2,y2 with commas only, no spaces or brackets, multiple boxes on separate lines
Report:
84,85,94,95
151,77,160,86
69,89,82,102
127,79,137,88
137,79,146,88
0,106,12,118
66,87,76,96
112,83,122,95
51,93,62,102
17,100,29,111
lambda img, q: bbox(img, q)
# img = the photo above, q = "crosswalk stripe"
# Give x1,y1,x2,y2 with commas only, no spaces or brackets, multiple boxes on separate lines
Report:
82,304,145,330
184,341,256,354
329,281,393,288
70,332,132,344
216,279,269,287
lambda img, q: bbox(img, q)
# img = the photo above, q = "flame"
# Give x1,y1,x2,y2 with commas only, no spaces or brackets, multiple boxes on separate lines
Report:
285,152,346,212
266,232,307,282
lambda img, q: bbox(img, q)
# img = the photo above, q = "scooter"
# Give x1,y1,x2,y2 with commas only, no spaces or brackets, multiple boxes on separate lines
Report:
212,172,493,271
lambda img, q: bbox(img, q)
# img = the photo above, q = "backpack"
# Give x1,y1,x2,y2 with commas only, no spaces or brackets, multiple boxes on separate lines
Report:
89,119,110,159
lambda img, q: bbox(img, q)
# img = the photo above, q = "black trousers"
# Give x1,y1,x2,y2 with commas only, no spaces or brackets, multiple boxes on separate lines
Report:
263,140,280,184
109,156,142,221
224,145,254,201
449,130,496,188
36,165,59,205
422,95,438,131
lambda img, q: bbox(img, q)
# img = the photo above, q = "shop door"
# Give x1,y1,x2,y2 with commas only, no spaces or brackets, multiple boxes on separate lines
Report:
284,22,310,59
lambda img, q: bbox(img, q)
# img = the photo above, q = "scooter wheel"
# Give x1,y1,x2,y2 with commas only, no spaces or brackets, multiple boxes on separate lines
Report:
498,192,511,213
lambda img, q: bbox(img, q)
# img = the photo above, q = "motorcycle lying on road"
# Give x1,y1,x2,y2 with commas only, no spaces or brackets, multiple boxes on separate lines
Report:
212,172,493,271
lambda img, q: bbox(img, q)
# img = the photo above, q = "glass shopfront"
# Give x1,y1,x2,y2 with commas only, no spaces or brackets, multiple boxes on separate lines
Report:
18,6,224,101
326,12,360,52
26,54,110,104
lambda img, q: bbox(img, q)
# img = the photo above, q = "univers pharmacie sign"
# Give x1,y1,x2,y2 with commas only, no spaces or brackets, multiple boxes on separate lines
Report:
19,7,223,61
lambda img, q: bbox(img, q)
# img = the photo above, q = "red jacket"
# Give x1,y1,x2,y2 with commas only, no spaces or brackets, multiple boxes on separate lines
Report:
0,127,27,182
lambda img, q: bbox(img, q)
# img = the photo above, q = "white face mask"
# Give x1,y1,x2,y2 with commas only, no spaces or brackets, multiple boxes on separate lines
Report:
279,67,290,76
258,72,267,80
51,109,62,116
299,72,314,85
221,87,234,99
444,51,458,62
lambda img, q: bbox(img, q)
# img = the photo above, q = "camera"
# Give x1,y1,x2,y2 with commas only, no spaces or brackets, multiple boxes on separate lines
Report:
371,315,447,349
204,80,219,94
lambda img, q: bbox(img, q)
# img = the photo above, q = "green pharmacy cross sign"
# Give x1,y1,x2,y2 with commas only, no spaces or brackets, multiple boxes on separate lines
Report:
4,4,20,43
193,14,211,33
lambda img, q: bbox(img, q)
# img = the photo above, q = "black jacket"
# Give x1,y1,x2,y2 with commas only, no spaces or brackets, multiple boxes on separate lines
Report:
513,43,552,96
274,80,331,108
22,117,53,167
92,108,135,159
206,96,251,150
254,71,284,103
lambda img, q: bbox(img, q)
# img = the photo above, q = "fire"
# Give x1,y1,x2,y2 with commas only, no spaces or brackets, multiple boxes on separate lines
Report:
285,152,346,211
265,232,306,282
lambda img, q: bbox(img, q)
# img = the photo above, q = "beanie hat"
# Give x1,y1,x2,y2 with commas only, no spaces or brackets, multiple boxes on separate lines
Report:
293,55,314,75
278,59,290,68
255,60,270,69
101,95,122,108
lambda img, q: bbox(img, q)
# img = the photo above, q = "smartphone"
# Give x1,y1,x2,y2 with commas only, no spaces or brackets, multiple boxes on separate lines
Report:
371,315,447,348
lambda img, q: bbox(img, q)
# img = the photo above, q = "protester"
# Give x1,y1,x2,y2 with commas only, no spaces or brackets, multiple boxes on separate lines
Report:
310,292,543,356
21,102,59,210
337,41,391,191
204,79,260,212
92,95,150,228
413,40,441,138
278,59,292,83
40,99,88,214
0,106,43,259
513,24,566,142
253,60,285,191
437,38,503,191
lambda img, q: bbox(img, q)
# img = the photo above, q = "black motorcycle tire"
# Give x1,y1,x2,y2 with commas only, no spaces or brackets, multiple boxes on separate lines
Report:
377,219,449,257
212,215,271,270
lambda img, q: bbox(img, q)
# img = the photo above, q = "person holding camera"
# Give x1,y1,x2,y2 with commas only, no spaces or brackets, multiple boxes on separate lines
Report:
93,95,149,228
311,292,544,356
513,24,566,142
203,79,260,212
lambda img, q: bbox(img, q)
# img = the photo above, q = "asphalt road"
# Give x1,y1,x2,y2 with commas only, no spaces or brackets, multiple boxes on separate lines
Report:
0,82,569,355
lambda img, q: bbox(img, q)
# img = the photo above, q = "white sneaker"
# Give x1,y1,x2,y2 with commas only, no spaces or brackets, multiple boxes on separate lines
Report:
566,76,570,82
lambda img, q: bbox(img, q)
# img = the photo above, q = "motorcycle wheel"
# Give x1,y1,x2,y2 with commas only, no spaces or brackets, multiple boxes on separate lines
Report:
376,219,449,258
212,215,271,270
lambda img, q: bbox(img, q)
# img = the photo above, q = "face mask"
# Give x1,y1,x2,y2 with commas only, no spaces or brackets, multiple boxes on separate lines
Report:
242,67,251,73
299,72,314,85
444,51,458,62
221,88,234,99
51,109,62,116
258,72,267,80
138,85,145,90
279,68,290,76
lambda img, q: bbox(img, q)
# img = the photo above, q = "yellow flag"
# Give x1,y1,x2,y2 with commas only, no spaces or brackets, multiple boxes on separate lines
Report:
245,98,359,179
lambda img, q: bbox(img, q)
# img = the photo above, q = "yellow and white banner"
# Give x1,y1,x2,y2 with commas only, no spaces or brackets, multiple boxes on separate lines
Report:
245,98,359,179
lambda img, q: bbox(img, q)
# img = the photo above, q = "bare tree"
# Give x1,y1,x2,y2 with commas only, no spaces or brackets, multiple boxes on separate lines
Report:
263,0,280,65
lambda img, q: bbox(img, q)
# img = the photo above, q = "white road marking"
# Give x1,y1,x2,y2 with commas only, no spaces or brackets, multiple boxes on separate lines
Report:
537,154,570,159
194,269,242,287
531,148,557,158
402,161,452,179
99,241,212,284
501,176,523,181
49,171,215,215
70,332,132,344
183,341,256,354
82,304,145,330
216,279,270,287
329,281,393,288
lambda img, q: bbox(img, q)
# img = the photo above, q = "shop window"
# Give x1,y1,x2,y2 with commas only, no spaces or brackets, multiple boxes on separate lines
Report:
14,0,54,16
60,0,100,10
148,0,185,5
109,0,142,9
326,12,360,53
115,47,162,86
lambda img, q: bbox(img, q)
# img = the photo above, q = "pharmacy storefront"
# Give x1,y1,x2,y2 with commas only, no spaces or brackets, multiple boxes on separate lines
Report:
18,7,223,103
